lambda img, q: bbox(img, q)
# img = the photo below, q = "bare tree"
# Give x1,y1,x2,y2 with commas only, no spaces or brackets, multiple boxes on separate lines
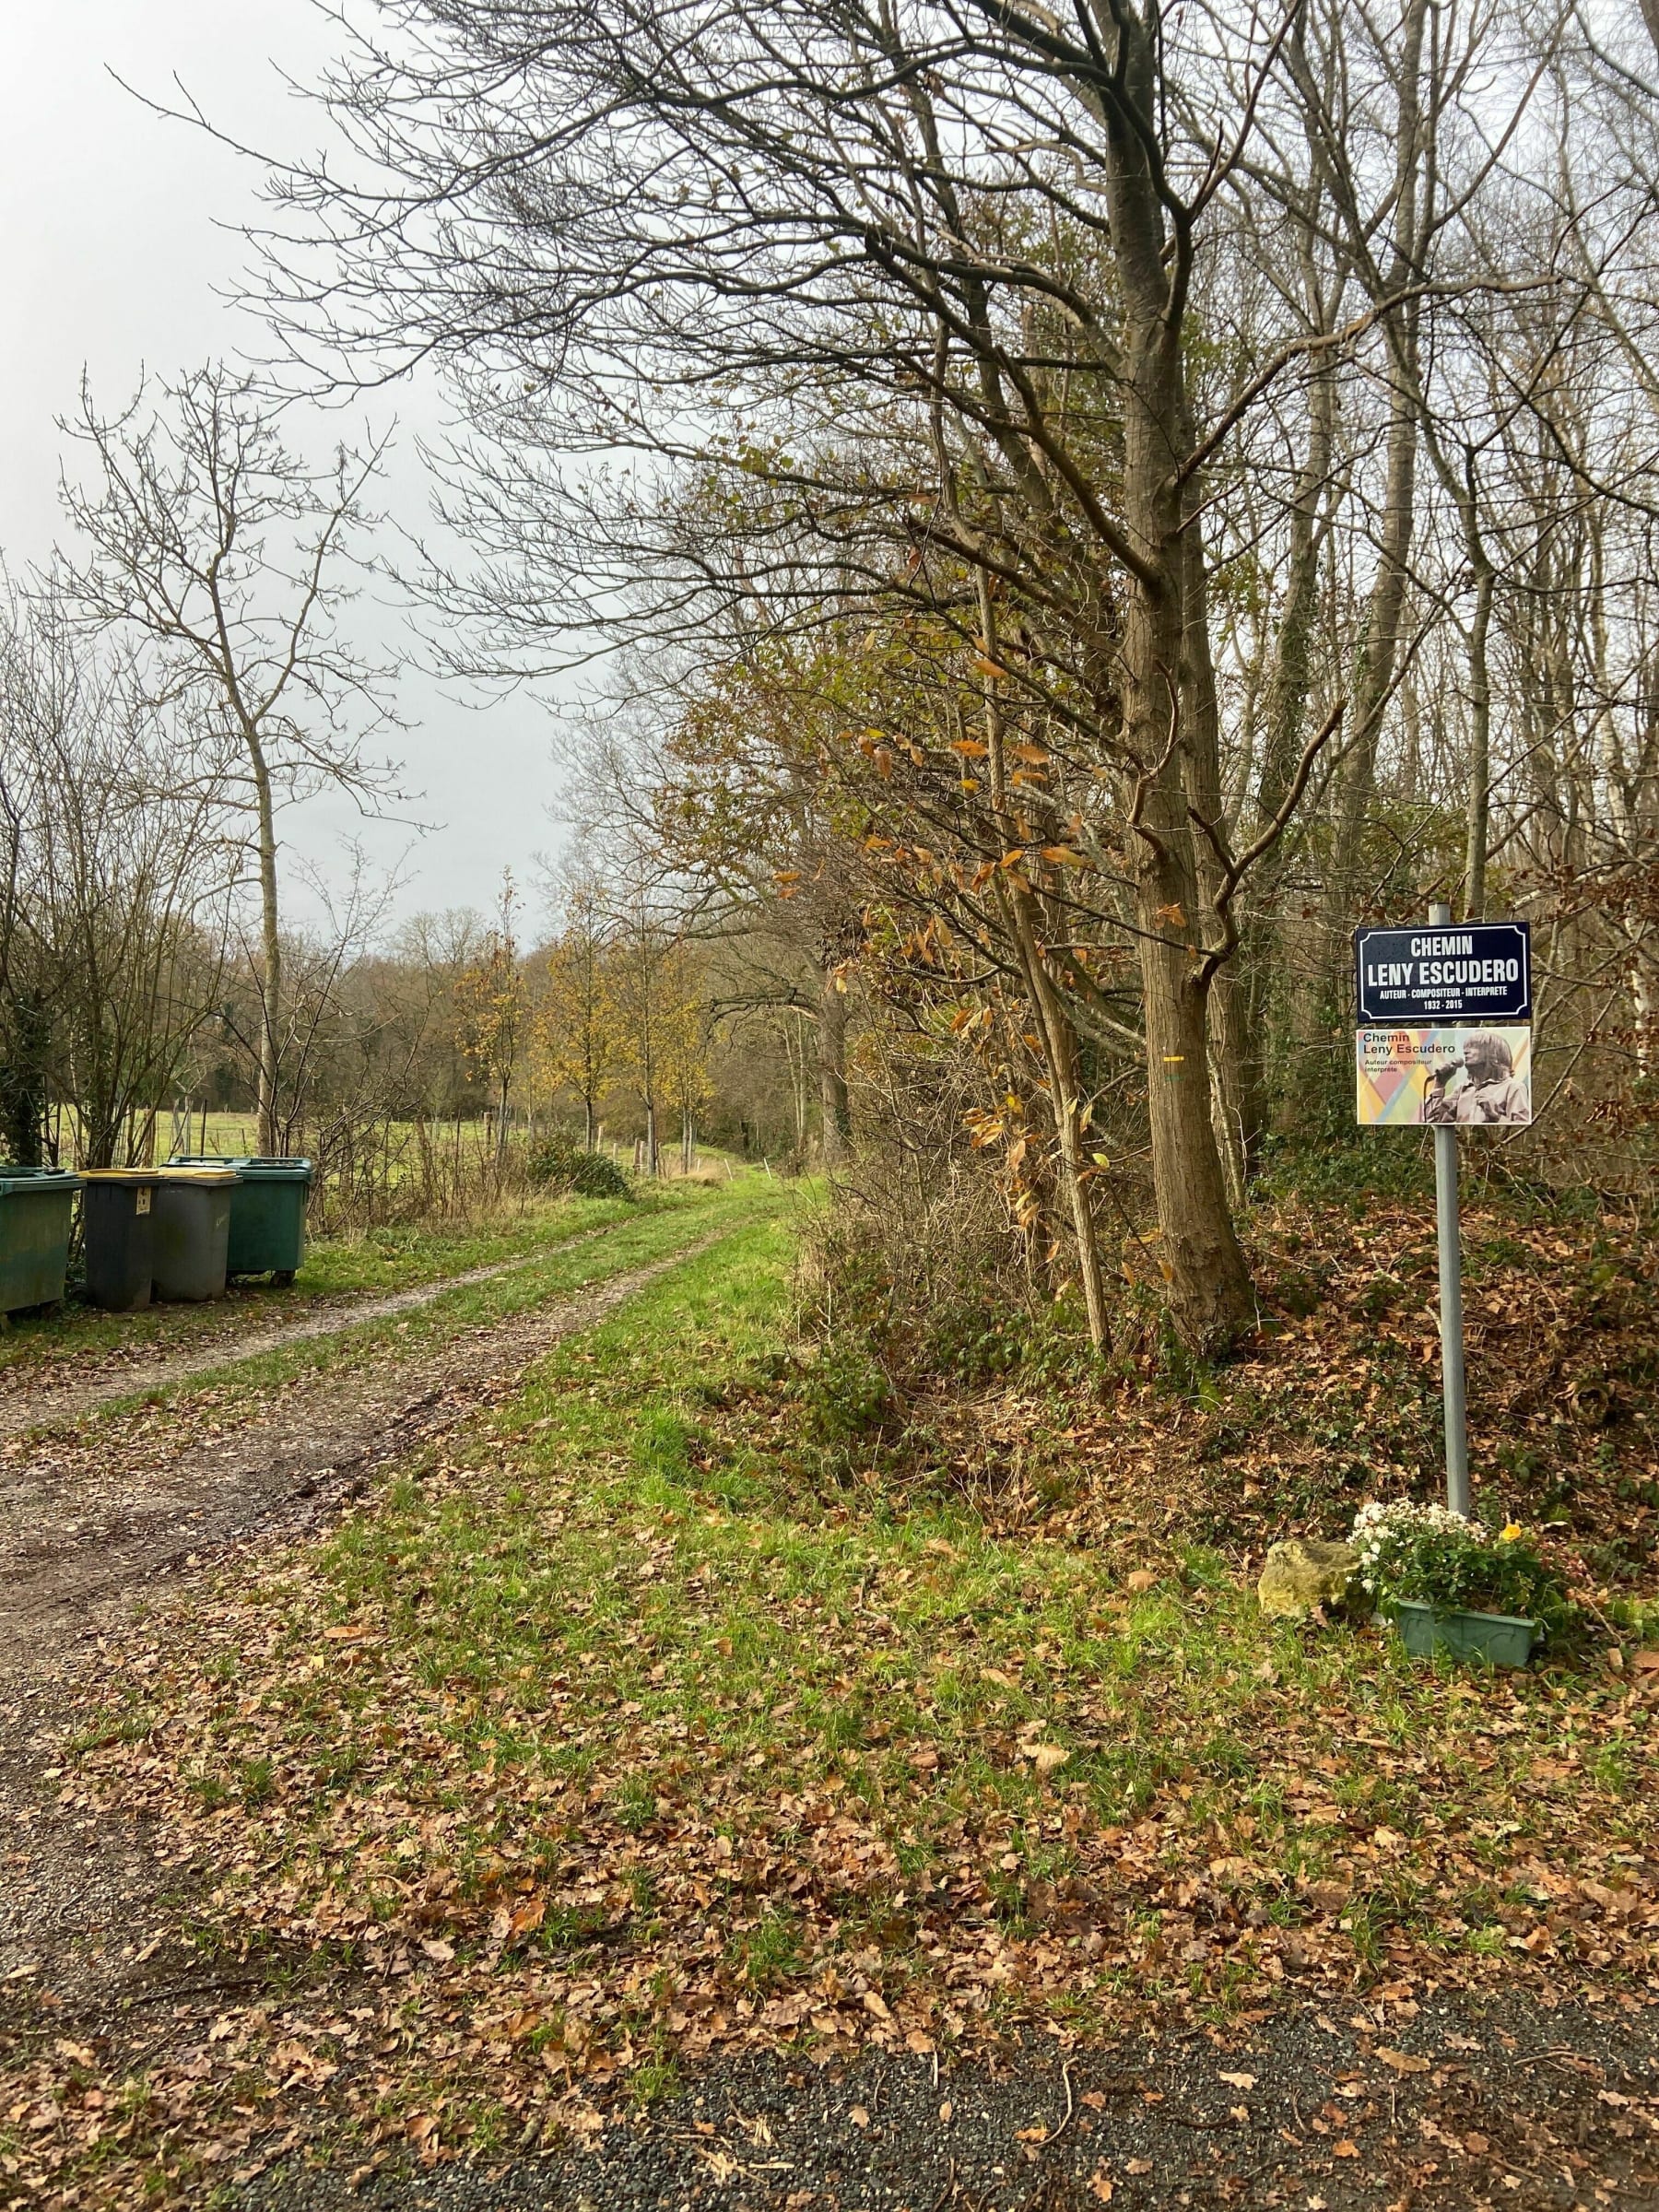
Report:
0,582,240,1167
226,0,1659,1300
58,364,403,1155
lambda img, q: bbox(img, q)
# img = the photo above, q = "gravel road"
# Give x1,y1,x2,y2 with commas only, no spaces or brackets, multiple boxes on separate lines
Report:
237,1995,1659,2210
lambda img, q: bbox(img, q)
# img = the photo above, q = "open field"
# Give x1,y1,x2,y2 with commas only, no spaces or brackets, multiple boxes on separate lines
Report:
91,1112,741,1182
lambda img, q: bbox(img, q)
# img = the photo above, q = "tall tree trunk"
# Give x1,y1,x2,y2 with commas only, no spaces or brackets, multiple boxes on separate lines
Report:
1124,605,1253,1349
1100,12,1253,1351
817,959,852,1169
1243,338,1337,1152
1463,562,1494,918
1314,0,1428,946
1178,488,1248,1208
1005,881,1112,1354
249,732,283,1158
978,573,1112,1351
1324,359,1419,927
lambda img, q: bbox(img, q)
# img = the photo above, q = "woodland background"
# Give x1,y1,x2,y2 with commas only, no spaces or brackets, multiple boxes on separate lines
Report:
4,0,1659,1351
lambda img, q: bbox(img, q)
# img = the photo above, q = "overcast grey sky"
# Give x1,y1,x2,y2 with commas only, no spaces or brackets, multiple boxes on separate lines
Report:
1,1,569,932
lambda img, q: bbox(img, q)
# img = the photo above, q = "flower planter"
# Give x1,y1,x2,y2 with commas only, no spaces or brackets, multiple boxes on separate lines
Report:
1391,1600,1536,1668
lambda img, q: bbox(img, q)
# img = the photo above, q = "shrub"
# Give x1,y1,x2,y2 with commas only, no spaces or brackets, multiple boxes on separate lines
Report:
798,1333,895,1447
527,1135,633,1202
1351,1499,1570,1633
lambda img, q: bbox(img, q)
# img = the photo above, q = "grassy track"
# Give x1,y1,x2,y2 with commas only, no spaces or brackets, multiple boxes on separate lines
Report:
17,1181,769,1437
0,1194,644,1378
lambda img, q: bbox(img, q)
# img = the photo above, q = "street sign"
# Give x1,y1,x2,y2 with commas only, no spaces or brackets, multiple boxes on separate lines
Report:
1353,921,1530,1025
1355,907,1535,1519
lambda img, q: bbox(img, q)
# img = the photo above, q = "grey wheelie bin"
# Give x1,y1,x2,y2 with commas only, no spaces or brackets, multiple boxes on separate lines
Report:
79,1168,163,1311
167,1154,312,1284
151,1164,241,1301
0,1166,81,1317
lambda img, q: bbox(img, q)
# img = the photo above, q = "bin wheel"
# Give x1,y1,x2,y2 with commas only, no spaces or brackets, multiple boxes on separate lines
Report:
273,1270,297,1288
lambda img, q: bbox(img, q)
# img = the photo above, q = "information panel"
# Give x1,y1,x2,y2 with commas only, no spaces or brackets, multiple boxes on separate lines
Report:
1353,921,1530,1025
1356,1026,1533,1127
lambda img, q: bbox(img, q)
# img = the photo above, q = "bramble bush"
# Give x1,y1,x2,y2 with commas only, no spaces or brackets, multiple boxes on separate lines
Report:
527,1135,634,1202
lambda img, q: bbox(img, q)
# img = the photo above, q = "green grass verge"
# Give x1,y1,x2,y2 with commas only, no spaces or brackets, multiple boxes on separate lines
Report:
308,1218,1650,1911
80,1212,1655,2030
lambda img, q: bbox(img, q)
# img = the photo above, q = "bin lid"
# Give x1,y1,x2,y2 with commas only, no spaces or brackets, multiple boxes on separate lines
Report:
155,1164,242,1186
79,1167,163,1186
0,1165,81,1196
168,1154,312,1182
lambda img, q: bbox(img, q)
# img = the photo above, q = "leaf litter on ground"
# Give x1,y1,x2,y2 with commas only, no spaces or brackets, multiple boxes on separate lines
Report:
3,1203,1656,2207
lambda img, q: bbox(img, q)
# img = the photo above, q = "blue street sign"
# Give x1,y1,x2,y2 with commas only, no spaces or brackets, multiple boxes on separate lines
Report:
1353,922,1530,1026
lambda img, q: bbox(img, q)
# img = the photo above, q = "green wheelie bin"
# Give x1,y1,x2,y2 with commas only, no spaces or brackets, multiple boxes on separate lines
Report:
151,1164,241,1301
167,1155,312,1284
79,1168,163,1311
0,1166,81,1318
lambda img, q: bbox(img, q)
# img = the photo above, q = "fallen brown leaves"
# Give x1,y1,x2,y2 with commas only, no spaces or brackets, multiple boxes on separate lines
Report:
11,1536,1656,2209
3,1202,1657,2209
907,1195,1659,1597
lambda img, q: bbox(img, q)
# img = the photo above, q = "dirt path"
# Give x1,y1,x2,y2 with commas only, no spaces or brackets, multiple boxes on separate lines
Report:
0,1231,715,1689
0,1222,741,2212
0,1242,580,1444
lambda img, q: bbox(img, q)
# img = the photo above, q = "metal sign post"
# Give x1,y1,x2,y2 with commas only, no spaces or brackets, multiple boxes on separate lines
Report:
1427,901,1470,1517
1352,906,1533,1519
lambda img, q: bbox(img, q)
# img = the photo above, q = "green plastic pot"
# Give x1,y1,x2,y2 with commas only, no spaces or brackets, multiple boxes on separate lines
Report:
1391,1600,1536,1668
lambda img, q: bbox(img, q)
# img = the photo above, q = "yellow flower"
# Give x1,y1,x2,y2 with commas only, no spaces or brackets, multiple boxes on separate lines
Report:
1500,1524,1523,1542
